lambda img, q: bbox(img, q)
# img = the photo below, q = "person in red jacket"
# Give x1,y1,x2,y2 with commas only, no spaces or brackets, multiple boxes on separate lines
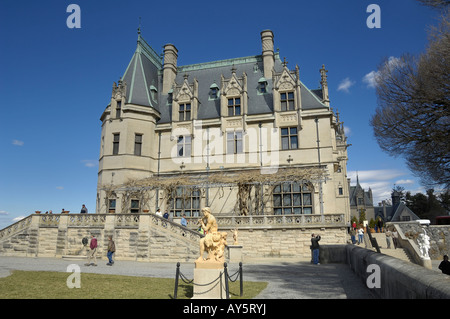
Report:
85,235,98,266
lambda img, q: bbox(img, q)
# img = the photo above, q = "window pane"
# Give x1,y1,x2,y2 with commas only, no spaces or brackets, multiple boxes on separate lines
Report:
273,184,281,193
303,207,312,214
235,98,240,105
288,92,294,100
236,139,243,153
228,98,233,106
283,194,291,206
281,93,286,100
281,128,288,136
293,193,301,206
290,136,298,149
176,198,183,209
281,136,289,150
274,208,282,215
283,183,291,193
303,193,312,205
235,105,241,115
292,182,300,192
290,127,297,135
273,194,281,207
131,200,139,209
281,101,287,111
284,207,292,215
294,207,301,214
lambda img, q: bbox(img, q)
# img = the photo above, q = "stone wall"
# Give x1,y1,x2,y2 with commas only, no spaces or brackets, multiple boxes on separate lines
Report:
1,213,349,262
320,245,450,299
233,227,347,259
388,222,450,260
0,214,201,262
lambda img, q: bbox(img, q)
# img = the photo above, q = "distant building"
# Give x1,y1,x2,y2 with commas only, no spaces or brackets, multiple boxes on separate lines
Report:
349,175,375,222
375,190,421,222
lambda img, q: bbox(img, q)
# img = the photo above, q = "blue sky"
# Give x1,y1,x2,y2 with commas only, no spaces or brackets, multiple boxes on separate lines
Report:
0,0,442,229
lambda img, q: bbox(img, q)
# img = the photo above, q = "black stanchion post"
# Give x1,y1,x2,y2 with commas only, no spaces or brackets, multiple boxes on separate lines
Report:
174,262,180,299
239,262,243,297
224,262,230,299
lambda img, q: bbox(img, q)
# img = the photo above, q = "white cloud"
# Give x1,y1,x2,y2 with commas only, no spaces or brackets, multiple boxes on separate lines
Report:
362,71,378,88
344,126,352,136
12,216,26,223
56,186,64,190
395,179,414,185
337,77,355,93
0,210,8,215
81,160,97,168
12,139,24,146
363,56,402,89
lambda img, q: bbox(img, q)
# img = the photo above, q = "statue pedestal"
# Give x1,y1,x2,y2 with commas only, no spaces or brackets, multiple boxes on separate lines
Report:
192,261,226,299
227,245,243,263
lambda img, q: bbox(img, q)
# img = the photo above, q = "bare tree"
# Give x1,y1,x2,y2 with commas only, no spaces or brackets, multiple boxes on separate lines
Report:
417,0,450,9
370,10,450,189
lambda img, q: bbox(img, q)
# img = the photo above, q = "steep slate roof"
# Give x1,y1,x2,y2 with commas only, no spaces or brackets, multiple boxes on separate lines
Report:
122,35,162,110
121,35,328,123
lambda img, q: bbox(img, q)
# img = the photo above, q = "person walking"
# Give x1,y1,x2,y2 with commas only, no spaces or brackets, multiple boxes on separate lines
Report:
85,234,98,266
106,235,115,266
181,214,187,227
311,233,321,265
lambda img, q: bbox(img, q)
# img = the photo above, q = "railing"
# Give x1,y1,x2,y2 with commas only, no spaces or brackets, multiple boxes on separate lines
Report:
1,212,345,243
184,213,345,229
0,215,33,240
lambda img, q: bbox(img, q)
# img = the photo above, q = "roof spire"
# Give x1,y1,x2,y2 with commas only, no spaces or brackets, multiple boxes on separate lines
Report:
137,17,142,36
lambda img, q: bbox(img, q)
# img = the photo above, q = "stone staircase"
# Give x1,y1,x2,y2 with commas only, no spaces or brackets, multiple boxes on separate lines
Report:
369,232,412,263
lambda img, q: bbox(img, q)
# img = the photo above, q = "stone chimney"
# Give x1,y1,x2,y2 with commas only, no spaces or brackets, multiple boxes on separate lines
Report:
162,43,178,94
260,30,274,79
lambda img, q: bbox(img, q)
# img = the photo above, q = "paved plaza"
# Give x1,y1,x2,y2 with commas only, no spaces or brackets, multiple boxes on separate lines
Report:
0,256,377,299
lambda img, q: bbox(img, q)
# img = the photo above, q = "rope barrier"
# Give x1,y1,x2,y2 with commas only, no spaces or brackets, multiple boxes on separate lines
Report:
173,261,243,299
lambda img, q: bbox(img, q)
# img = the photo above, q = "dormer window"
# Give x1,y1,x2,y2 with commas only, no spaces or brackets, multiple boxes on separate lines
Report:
209,83,220,100
227,97,241,116
116,100,122,118
150,85,158,102
258,77,268,94
280,91,295,111
179,103,191,121
167,89,173,104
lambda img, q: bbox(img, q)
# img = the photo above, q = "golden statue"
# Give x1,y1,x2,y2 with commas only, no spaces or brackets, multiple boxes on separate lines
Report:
196,207,227,263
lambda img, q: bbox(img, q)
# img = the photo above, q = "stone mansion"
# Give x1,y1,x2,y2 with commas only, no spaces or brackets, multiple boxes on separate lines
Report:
96,30,351,226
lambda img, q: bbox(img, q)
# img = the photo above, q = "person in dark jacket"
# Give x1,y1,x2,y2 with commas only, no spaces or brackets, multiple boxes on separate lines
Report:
311,233,321,265
439,255,450,275
106,235,115,266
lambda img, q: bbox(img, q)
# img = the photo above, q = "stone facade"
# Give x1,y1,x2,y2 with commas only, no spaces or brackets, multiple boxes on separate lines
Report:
96,30,351,230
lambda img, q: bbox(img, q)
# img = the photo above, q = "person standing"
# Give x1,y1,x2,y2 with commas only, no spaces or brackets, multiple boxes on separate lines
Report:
80,204,88,214
392,228,399,249
311,233,321,265
85,235,98,266
106,235,115,266
181,214,187,227
357,227,364,244
385,228,392,249
438,255,450,275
